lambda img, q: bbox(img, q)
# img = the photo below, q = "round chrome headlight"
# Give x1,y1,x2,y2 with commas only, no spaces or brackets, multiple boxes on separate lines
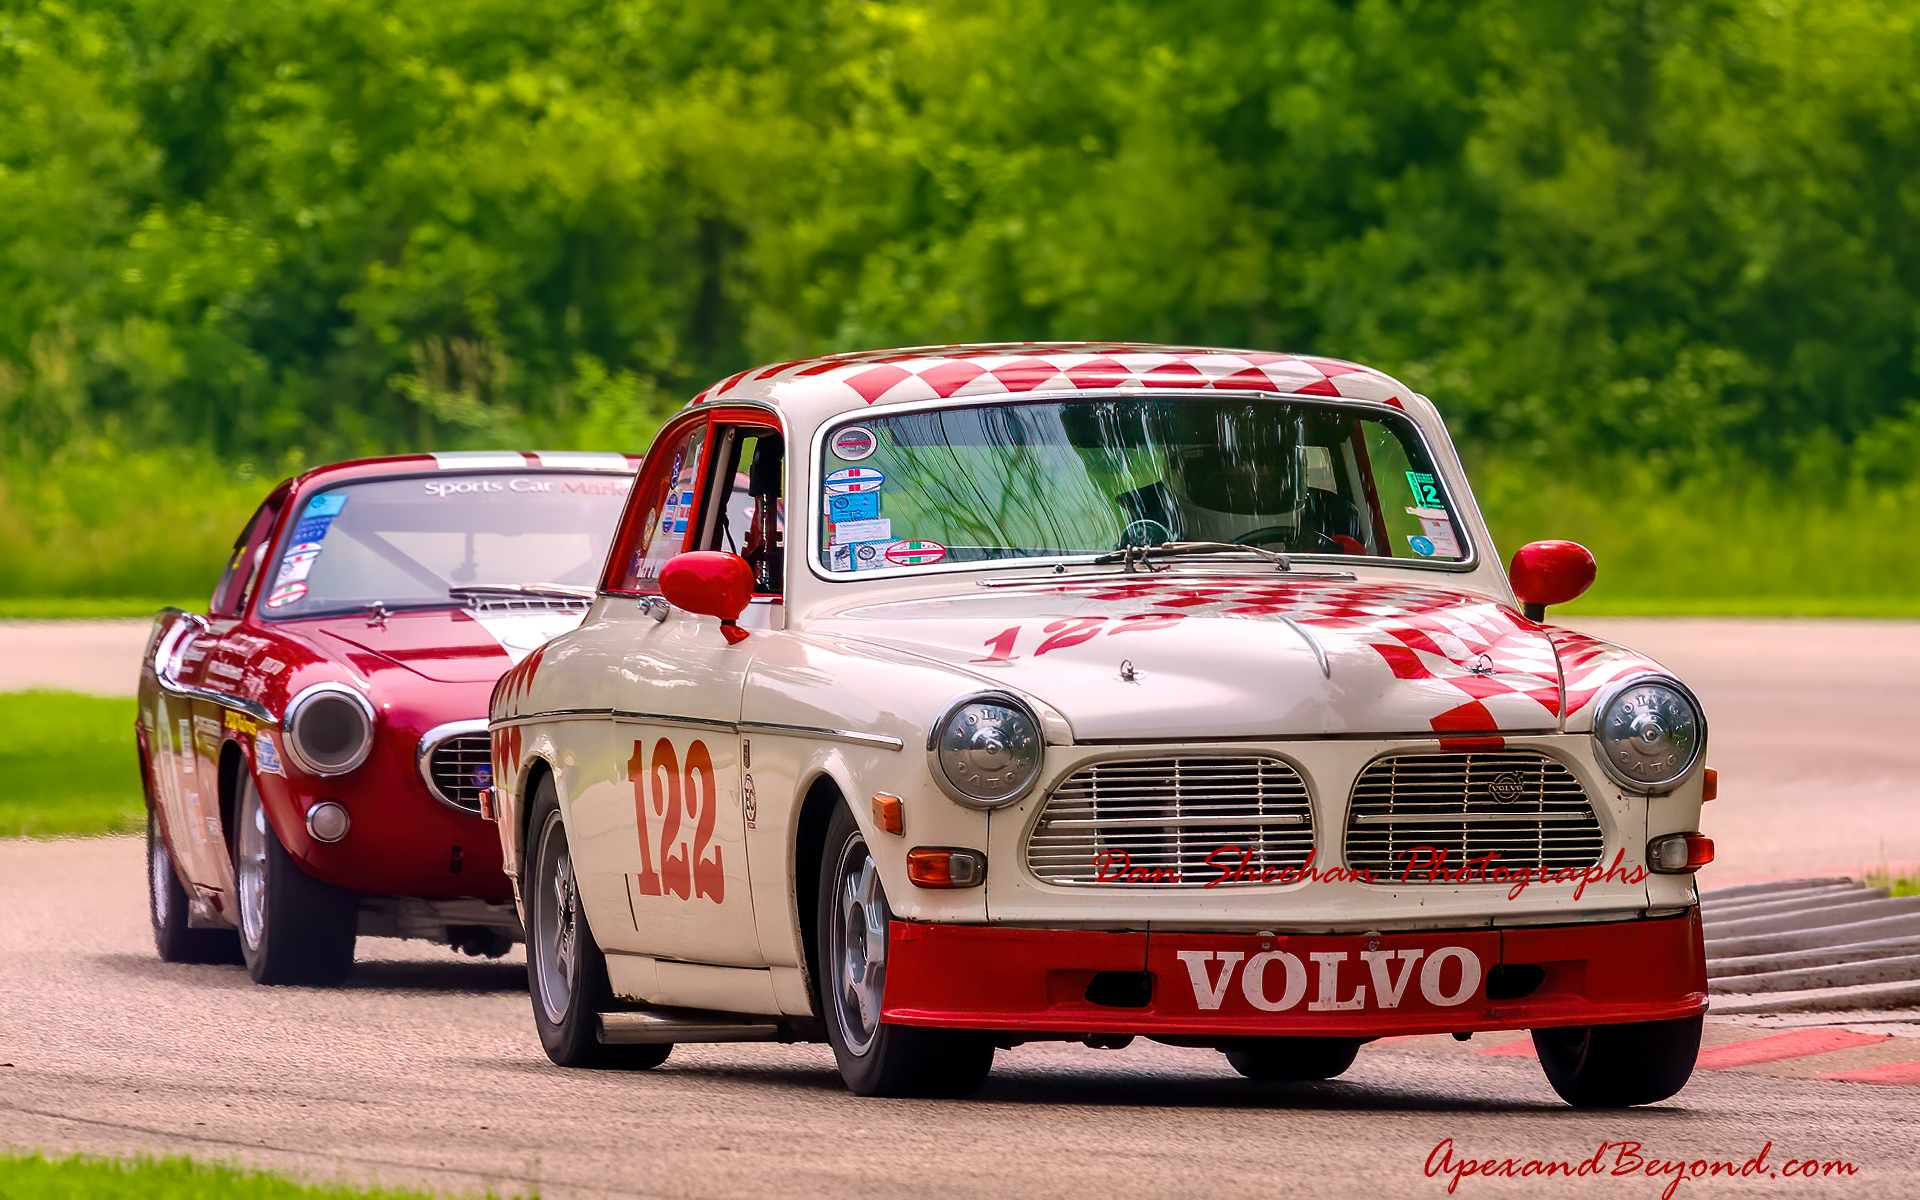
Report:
283,683,377,776
1592,677,1704,791
928,692,1043,809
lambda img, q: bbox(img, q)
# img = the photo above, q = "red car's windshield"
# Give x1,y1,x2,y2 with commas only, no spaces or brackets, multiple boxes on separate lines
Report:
258,471,631,618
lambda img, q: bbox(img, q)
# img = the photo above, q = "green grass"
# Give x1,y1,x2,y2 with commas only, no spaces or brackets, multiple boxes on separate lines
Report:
0,1153,492,1198
0,690,145,838
1863,870,1920,899
0,598,192,620
1472,455,1920,618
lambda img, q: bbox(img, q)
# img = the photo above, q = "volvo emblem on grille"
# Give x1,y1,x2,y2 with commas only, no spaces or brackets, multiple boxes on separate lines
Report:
1486,771,1525,803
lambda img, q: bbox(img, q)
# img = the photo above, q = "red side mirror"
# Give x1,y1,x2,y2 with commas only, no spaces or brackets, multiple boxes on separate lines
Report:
660,552,755,644
1508,540,1596,623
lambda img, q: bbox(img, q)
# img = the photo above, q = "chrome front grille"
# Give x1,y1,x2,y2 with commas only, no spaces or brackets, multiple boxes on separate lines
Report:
1026,756,1314,887
426,735,494,813
1343,752,1603,881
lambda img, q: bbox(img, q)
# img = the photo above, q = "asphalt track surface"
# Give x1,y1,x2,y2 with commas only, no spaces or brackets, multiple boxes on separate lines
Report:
3,617,1920,1198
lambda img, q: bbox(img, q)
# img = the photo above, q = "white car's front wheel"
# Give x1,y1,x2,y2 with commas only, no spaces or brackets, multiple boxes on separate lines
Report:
526,776,670,1070
818,804,993,1097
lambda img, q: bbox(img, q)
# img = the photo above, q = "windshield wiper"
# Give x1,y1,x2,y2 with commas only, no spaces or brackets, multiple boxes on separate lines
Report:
448,582,596,600
1091,541,1291,573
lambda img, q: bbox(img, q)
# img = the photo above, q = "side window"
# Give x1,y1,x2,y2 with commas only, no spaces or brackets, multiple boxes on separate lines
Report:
210,493,286,617
700,426,785,595
609,421,709,594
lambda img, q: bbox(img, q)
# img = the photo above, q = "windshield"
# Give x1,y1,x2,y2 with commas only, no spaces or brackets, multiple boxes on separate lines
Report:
260,471,631,618
815,398,1466,573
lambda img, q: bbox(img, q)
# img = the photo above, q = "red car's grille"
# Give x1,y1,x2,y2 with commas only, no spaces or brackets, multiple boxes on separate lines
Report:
426,735,493,814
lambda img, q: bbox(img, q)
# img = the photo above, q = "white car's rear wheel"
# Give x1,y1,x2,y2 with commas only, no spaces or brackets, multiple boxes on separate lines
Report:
818,804,993,1097
147,807,241,964
526,777,670,1070
232,774,358,986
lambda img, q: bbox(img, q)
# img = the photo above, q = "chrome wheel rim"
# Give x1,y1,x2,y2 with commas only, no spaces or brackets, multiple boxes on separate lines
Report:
531,809,580,1025
236,780,268,954
830,834,890,1055
148,812,172,924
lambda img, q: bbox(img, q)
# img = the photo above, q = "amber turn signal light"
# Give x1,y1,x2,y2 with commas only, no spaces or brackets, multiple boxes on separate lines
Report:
1647,832,1714,874
906,847,986,888
872,792,904,835
1702,767,1718,802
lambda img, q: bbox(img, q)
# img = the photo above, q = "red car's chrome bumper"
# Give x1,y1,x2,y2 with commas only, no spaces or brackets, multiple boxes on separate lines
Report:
882,910,1706,1037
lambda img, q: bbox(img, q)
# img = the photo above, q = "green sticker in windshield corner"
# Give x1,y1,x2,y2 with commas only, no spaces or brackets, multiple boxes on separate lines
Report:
1405,471,1442,508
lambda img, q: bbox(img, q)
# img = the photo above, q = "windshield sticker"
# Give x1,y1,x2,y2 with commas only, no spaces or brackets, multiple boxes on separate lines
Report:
884,540,946,566
265,581,308,608
830,518,892,545
254,733,285,775
831,540,891,572
824,467,885,495
1405,507,1461,557
1405,471,1443,508
828,492,880,523
275,541,324,585
1409,536,1436,557
291,515,335,543
831,426,879,460
303,493,348,519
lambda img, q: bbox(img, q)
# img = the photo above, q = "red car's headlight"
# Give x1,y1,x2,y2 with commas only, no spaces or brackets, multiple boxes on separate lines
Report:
283,683,377,776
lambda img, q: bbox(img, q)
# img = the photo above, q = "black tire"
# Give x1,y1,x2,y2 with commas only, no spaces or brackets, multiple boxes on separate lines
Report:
147,807,242,964
232,773,359,986
817,803,994,1097
526,777,672,1070
1532,1015,1702,1107
1222,1037,1362,1081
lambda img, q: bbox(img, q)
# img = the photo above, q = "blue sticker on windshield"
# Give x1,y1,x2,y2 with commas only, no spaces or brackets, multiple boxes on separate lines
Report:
1408,535,1436,557
291,517,334,543
303,493,348,518
828,492,880,522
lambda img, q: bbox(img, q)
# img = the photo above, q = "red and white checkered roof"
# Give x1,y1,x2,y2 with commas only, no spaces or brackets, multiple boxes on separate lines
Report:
688,343,1423,422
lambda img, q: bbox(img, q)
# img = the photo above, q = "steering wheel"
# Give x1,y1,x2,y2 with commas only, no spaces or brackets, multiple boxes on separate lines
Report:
1236,525,1341,553
1115,519,1173,550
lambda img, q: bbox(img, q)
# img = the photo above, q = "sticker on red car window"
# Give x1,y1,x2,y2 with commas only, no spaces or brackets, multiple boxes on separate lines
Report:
831,426,879,460
266,581,307,608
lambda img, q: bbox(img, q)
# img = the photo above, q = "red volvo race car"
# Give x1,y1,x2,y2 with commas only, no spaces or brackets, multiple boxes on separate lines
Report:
487,345,1714,1106
139,450,635,985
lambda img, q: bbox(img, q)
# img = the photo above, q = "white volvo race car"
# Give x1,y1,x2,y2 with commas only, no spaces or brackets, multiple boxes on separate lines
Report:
487,343,1714,1105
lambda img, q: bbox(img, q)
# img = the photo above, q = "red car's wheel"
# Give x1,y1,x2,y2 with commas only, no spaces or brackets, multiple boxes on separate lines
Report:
526,776,671,1070
818,803,993,1097
147,807,241,965
232,774,358,986
1532,1015,1701,1107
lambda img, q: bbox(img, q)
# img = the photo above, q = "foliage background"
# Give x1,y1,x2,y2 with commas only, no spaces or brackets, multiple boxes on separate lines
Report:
3,0,1918,611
